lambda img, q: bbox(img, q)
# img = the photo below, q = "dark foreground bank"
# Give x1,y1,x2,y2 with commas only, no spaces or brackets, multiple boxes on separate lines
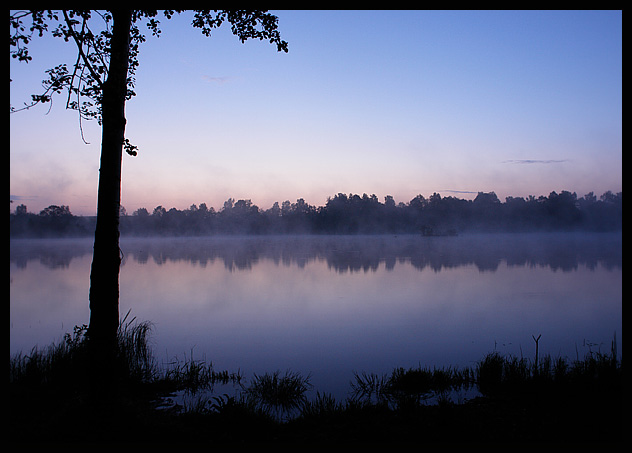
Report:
9,320,622,444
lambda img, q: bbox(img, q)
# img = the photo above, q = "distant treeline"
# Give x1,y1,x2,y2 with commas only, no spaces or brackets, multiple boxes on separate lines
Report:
10,190,622,238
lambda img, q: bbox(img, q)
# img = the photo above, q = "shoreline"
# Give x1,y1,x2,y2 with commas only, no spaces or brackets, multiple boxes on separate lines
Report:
10,324,622,443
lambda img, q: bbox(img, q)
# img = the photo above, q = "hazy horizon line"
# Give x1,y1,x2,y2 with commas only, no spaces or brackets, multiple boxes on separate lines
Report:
10,187,622,217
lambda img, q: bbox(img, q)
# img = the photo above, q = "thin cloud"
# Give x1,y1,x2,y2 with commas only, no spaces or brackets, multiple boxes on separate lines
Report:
201,75,235,85
10,194,39,202
502,159,569,164
442,189,478,195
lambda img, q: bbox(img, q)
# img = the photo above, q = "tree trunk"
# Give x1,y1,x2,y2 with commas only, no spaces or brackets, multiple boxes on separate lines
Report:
88,10,132,361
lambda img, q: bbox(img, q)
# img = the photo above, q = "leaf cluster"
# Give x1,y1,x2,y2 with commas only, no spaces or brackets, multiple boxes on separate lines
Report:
10,11,111,123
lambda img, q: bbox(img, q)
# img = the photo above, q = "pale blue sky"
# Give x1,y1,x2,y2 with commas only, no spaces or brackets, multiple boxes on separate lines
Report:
10,10,622,216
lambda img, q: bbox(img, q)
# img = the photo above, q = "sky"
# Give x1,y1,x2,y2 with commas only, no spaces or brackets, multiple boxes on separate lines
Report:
10,10,622,216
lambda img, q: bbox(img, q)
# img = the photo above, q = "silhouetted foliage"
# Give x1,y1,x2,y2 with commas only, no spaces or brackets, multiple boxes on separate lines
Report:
10,204,94,237
11,190,622,238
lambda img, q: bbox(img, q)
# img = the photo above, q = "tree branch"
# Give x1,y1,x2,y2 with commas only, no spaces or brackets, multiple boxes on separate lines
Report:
62,10,104,90
65,17,85,110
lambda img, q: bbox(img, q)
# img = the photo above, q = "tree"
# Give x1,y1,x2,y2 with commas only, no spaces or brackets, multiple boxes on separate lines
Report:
15,203,28,215
39,204,72,217
133,207,149,217
10,10,288,362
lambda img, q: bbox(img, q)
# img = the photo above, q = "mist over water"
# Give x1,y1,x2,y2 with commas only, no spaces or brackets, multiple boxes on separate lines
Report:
10,233,622,399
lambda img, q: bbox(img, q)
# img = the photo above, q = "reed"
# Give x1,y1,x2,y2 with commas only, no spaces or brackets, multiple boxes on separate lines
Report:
9,323,90,390
475,334,621,397
116,313,158,383
300,392,345,418
349,365,477,409
349,371,389,405
242,370,313,421
163,354,243,395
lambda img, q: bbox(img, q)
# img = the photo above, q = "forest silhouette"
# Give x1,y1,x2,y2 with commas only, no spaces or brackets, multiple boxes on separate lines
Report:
10,190,622,238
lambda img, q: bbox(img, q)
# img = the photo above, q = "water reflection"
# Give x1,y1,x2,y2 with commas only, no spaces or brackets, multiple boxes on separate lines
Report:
10,232,623,273
10,233,622,400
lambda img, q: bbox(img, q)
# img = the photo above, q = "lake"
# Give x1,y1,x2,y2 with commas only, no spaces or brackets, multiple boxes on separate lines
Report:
10,233,622,400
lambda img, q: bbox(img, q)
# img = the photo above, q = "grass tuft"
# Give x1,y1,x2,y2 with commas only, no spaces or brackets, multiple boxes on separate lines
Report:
242,370,313,421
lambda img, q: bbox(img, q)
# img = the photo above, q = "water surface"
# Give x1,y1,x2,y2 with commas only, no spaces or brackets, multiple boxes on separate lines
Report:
10,233,622,399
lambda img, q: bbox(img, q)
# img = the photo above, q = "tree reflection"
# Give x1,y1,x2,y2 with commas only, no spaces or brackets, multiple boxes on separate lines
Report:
11,233,622,274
